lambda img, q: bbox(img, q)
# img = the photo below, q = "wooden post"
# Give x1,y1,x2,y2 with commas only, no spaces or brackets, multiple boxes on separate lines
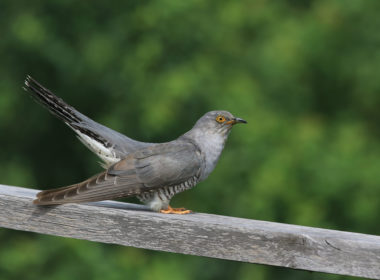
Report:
0,184,379,279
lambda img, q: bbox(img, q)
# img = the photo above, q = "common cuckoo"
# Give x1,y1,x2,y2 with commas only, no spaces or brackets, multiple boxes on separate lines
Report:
24,76,246,214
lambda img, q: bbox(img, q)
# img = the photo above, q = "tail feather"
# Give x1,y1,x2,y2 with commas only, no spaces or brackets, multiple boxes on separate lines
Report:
24,75,109,147
23,75,152,166
33,171,143,205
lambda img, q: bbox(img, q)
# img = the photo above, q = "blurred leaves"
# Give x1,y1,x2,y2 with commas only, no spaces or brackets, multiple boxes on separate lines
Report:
1,0,380,279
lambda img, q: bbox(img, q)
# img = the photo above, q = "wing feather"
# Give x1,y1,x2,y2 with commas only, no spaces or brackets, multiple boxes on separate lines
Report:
33,141,202,205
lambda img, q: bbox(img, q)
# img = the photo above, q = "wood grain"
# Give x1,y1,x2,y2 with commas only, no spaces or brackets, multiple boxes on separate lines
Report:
0,184,379,279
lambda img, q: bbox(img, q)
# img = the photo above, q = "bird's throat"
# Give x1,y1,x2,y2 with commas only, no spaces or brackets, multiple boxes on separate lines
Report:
195,133,228,181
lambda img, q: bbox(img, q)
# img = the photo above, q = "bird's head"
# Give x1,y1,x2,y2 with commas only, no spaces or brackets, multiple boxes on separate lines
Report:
181,110,246,180
191,110,247,136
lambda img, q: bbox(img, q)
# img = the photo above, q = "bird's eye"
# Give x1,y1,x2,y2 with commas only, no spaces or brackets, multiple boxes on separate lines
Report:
216,115,226,123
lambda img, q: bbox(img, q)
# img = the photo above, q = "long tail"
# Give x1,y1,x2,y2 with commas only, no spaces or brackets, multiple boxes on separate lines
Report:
23,76,150,166
24,76,111,148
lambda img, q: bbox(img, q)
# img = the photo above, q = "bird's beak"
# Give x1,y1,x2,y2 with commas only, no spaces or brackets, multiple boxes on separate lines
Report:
234,117,247,124
226,117,247,125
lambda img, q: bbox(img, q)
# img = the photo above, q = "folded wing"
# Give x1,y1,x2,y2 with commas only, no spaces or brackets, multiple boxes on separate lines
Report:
33,141,203,205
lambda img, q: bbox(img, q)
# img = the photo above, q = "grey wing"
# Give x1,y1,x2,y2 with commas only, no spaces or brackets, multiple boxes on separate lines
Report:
118,141,203,188
33,141,203,205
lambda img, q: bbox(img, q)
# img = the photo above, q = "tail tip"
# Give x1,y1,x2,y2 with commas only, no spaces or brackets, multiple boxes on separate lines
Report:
24,75,32,89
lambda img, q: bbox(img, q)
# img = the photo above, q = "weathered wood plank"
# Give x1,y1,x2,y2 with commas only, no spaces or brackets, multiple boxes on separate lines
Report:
0,184,379,279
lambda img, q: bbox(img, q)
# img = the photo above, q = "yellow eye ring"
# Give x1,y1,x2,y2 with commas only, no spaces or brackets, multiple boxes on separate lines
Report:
216,115,226,123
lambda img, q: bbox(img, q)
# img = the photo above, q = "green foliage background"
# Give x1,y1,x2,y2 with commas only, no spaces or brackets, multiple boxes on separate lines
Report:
1,0,380,279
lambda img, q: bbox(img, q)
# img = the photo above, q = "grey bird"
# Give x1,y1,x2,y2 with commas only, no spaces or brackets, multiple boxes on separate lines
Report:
23,76,246,214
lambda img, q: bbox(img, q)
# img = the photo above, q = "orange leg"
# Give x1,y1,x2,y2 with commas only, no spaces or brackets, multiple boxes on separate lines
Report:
160,205,192,214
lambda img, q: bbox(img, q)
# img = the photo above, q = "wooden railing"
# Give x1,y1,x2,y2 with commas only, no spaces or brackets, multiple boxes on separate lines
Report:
0,184,379,279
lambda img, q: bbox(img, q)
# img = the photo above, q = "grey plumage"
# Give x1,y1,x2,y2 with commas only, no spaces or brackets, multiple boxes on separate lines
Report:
24,76,246,213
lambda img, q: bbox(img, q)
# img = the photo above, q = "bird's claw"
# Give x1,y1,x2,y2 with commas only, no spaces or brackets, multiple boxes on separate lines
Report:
160,206,192,214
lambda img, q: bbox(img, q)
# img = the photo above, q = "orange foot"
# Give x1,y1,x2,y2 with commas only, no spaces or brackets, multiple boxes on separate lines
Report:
160,205,192,214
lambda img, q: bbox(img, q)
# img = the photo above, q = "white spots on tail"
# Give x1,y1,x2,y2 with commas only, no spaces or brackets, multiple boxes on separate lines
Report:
73,128,120,168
